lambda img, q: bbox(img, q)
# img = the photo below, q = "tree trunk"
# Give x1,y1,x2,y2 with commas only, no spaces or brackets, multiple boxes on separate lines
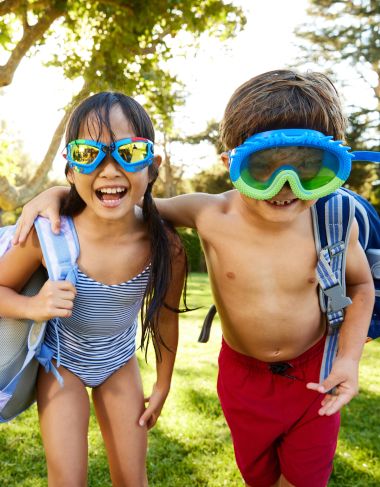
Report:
0,111,68,210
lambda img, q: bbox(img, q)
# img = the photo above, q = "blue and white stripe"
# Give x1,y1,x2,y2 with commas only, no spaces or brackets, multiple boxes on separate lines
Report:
44,265,150,387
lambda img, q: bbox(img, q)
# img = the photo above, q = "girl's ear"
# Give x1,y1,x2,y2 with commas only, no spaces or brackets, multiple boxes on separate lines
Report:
66,167,75,185
148,155,162,183
153,154,162,168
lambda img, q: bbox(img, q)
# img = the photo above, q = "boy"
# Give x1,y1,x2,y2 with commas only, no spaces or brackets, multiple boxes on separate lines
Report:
15,70,375,486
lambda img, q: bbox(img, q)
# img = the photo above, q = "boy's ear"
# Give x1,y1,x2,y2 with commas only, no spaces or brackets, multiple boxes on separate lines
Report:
221,152,230,170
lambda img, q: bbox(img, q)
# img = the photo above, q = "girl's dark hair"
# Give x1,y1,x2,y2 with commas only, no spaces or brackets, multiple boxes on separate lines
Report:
61,91,186,359
220,69,348,150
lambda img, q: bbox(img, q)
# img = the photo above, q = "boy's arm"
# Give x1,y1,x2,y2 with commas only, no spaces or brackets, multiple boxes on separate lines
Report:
138,236,186,429
13,186,69,244
153,193,217,229
307,219,375,415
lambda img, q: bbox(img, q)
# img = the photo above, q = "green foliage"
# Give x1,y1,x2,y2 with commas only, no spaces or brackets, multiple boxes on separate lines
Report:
0,0,245,116
0,274,379,485
295,0,380,206
175,120,224,153
0,121,31,185
178,229,206,272
191,162,232,194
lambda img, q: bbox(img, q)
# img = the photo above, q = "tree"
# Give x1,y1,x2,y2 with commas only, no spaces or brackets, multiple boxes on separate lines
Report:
0,0,245,209
191,162,232,194
295,0,380,209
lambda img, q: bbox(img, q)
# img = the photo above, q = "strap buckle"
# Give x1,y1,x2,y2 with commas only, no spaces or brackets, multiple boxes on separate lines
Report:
324,284,352,312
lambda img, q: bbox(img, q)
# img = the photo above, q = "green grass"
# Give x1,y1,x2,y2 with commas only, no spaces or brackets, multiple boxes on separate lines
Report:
0,273,379,486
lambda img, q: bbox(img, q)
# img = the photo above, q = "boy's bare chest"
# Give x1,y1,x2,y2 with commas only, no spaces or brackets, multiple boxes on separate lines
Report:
201,219,318,292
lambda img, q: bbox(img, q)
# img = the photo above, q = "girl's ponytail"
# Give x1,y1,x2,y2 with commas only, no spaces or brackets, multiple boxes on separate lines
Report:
140,178,184,359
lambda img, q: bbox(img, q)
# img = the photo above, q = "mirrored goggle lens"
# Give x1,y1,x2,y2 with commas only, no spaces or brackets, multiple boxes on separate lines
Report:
118,141,149,163
70,143,100,165
241,146,340,190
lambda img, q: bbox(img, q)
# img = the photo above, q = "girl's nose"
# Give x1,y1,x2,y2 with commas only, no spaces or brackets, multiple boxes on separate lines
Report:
99,156,122,176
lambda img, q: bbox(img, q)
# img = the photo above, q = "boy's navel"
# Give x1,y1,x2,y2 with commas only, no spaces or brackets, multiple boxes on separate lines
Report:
308,277,317,284
226,271,235,279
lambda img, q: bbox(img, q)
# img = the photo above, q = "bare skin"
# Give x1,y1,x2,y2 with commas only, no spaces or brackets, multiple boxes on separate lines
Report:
14,158,374,484
0,106,186,486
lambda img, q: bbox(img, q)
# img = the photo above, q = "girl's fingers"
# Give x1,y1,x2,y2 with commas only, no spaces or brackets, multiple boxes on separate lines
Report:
13,217,34,245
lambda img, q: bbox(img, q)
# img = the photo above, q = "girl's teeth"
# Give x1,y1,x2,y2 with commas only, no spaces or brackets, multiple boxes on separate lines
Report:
99,187,125,194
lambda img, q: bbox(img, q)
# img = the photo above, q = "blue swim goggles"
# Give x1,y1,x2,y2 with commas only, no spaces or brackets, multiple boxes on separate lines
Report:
229,129,380,200
66,137,154,174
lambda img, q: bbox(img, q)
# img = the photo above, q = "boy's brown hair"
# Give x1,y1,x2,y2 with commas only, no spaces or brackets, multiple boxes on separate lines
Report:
220,69,347,150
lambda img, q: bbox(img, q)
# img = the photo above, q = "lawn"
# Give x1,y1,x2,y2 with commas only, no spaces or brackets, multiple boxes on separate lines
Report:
0,273,379,486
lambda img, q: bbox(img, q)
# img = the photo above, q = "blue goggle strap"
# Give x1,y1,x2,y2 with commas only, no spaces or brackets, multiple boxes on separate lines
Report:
352,151,380,163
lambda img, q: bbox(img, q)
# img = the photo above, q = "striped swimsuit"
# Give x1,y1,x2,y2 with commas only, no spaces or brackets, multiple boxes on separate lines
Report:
44,265,150,387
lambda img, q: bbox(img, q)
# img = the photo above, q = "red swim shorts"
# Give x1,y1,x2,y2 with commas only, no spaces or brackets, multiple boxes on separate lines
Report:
217,336,340,487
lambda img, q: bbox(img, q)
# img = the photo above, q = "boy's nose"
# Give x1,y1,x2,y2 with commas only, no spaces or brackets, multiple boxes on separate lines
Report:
276,181,295,197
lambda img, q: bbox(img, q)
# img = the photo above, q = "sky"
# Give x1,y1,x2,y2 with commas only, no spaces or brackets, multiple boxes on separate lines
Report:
0,0,376,179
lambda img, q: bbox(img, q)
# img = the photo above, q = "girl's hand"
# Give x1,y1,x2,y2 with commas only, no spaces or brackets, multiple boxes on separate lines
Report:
13,187,67,245
29,279,76,322
138,383,170,430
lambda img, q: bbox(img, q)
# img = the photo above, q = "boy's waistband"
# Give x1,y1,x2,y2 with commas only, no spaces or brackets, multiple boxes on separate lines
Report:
221,334,326,370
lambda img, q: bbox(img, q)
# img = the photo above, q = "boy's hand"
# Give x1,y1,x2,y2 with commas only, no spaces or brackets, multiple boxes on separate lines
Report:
139,383,170,430
306,356,359,416
29,280,76,321
13,188,64,245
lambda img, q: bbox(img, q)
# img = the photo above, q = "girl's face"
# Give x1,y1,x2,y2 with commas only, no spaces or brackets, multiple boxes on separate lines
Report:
67,105,159,222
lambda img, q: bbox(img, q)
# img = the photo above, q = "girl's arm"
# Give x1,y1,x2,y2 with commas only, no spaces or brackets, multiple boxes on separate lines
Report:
0,227,76,321
138,236,186,429
307,219,375,415
13,186,69,244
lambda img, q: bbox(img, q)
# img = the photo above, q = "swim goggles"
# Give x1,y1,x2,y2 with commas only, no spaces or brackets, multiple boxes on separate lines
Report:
65,137,154,174
229,129,380,200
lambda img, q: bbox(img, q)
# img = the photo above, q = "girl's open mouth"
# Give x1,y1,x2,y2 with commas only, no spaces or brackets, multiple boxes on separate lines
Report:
95,187,128,207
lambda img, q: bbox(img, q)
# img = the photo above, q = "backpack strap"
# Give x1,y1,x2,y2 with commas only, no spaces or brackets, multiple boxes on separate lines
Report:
312,192,356,381
0,216,79,415
32,216,79,385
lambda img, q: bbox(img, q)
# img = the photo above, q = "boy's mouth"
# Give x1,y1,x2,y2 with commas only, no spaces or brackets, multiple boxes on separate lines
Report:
95,186,128,206
266,198,298,207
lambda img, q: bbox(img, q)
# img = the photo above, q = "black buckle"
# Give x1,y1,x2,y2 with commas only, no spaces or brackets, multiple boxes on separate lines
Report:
269,362,292,375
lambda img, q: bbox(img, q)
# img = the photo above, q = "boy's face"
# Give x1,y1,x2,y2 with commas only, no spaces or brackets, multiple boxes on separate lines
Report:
221,152,316,223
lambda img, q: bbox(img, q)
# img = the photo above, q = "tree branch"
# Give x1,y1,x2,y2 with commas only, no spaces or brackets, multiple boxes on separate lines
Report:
0,5,65,87
0,0,23,16
0,84,91,210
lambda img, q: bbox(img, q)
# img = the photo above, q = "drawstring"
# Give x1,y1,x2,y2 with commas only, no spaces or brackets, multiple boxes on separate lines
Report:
35,318,64,387
269,362,298,380
52,318,61,368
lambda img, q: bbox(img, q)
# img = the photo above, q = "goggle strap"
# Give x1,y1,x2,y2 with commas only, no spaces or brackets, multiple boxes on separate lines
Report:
352,151,380,163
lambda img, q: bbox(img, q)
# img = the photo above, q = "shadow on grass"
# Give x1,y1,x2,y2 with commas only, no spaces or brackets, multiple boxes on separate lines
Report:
148,426,206,486
330,388,380,485
184,387,223,420
0,411,47,486
174,363,218,381
330,456,379,486
339,389,380,453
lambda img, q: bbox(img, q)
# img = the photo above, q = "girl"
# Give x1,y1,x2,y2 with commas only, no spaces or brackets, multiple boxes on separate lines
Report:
0,92,186,486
